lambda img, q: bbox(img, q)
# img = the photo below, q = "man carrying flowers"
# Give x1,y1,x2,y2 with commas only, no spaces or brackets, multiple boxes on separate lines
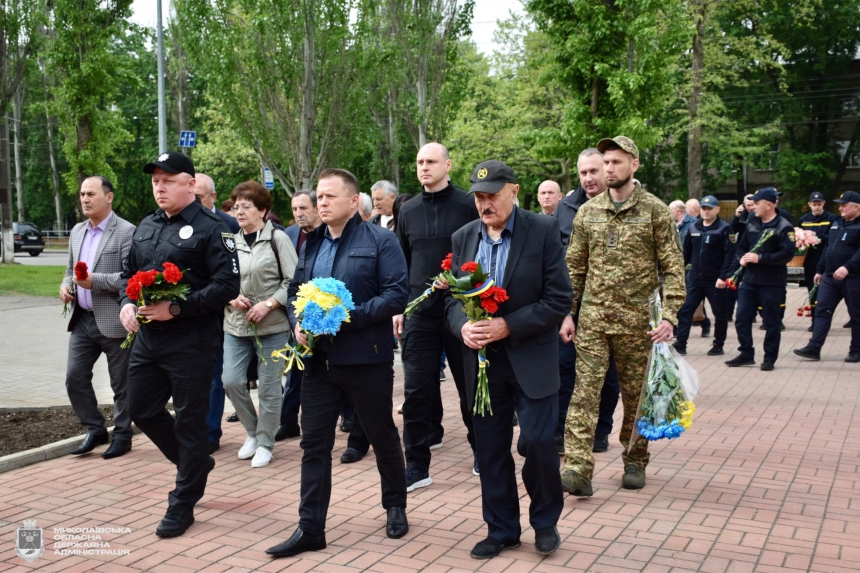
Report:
265,168,410,559
118,152,240,538
725,187,796,371
445,160,572,560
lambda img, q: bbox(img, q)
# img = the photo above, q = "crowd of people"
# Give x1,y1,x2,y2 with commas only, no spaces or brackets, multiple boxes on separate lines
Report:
57,136,859,560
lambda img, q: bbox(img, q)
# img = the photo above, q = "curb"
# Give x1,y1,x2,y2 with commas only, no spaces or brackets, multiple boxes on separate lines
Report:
0,424,142,474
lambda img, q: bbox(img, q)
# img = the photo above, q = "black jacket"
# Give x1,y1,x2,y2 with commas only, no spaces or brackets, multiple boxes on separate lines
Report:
799,210,837,271
445,208,572,402
683,218,735,283
553,186,588,249
396,183,478,318
731,214,795,286
816,217,860,275
287,213,408,367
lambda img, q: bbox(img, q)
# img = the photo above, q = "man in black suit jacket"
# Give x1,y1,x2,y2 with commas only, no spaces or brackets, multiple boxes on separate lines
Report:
446,160,572,560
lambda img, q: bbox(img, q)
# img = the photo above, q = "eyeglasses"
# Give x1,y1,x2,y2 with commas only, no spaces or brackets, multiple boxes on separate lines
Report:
231,204,255,213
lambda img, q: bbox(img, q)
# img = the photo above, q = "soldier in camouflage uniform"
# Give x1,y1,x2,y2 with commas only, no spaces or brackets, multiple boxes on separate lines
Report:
559,136,686,495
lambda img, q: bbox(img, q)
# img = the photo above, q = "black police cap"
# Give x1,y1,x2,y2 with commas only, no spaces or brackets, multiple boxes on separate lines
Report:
834,190,860,204
143,151,196,177
468,160,516,194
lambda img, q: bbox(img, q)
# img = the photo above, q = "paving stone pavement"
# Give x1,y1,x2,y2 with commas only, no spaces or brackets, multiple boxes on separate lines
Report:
1,287,859,572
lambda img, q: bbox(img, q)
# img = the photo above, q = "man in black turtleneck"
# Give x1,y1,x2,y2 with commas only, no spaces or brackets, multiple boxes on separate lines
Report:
394,142,479,492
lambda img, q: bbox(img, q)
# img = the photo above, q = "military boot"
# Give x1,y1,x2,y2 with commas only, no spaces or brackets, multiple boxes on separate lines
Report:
561,470,593,497
622,464,646,490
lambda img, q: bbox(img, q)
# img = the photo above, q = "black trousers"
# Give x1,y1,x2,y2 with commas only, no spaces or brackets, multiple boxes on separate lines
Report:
676,281,728,346
126,323,217,510
736,283,785,363
298,356,406,536
809,275,860,353
401,315,475,473
473,344,563,544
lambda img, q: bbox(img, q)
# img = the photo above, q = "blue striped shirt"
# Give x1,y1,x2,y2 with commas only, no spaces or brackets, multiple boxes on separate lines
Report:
475,209,515,286
312,227,339,279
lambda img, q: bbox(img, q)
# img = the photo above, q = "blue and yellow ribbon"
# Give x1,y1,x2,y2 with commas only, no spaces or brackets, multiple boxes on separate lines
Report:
462,278,495,298
271,342,313,376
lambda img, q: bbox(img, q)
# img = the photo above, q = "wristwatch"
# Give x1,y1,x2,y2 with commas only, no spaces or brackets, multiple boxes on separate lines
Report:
169,300,181,317
265,300,273,309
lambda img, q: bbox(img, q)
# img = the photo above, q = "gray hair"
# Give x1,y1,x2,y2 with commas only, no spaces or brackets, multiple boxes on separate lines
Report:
578,148,603,161
371,180,397,197
359,192,373,216
293,188,317,207
669,200,685,210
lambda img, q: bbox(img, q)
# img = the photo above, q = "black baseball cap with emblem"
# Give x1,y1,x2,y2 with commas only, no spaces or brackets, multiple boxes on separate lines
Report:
468,160,517,194
143,151,196,177
808,191,825,202
833,190,860,204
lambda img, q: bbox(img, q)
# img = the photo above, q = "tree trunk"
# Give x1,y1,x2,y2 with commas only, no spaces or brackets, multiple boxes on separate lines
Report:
0,117,13,263
686,1,705,200
12,84,24,222
298,4,316,190
590,76,599,127
40,60,63,231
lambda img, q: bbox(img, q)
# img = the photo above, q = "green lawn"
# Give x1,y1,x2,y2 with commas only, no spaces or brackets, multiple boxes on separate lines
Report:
0,265,66,297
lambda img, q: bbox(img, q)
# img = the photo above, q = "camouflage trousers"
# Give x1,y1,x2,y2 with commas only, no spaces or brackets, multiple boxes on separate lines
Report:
564,326,651,479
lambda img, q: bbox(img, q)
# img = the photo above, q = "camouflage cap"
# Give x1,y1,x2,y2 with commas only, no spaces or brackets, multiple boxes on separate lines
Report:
596,136,639,160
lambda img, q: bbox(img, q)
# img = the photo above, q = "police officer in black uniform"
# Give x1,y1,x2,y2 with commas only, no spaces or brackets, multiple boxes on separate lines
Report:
725,188,796,371
674,196,735,357
119,152,240,538
798,191,837,331
793,191,860,363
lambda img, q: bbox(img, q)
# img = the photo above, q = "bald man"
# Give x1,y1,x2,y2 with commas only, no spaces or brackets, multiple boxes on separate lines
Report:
537,180,563,216
686,198,701,219
195,173,239,234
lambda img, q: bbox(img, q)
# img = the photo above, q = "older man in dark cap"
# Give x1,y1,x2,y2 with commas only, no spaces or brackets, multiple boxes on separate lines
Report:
118,152,240,538
797,191,837,331
445,160,571,560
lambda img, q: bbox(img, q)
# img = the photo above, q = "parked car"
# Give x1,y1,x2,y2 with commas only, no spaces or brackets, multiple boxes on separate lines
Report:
3,222,45,256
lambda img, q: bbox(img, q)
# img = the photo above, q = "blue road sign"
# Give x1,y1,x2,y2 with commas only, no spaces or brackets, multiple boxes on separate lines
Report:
179,131,197,148
263,167,275,190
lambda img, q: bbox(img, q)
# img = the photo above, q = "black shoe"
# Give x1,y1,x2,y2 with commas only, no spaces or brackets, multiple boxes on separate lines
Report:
339,416,353,433
70,431,109,455
761,361,774,371
386,507,409,539
472,459,480,476
209,442,220,454
406,467,432,492
727,316,733,323
781,322,786,331
707,344,724,356
759,324,767,331
534,526,561,555
845,321,852,328
672,343,686,356
512,412,518,427
793,346,821,361
469,537,520,560
275,424,300,441
725,355,755,367
101,438,131,459
265,528,326,557
807,325,814,332
226,412,239,423
555,434,564,456
428,434,443,451
155,506,194,538
701,322,711,338
592,434,609,453
846,353,860,363
340,447,364,464
439,369,446,381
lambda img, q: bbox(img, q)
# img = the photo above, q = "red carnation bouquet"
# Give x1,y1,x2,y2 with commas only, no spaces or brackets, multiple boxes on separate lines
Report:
120,262,190,348
62,262,89,317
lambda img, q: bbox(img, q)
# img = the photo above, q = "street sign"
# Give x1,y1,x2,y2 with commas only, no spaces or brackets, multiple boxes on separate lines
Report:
263,167,274,190
178,130,196,148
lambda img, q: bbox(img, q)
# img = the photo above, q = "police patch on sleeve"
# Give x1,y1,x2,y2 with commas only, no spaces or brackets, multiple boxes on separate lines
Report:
729,233,737,244
788,231,795,242
222,233,236,252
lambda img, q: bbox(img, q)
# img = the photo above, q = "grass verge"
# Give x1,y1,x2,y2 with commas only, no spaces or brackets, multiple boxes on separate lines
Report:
0,265,65,297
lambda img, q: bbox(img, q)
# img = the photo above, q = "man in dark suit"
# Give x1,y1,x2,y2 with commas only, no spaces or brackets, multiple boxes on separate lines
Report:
446,160,572,560
60,176,136,458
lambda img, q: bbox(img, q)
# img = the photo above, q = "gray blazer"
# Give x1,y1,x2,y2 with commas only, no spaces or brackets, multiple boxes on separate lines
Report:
62,212,136,338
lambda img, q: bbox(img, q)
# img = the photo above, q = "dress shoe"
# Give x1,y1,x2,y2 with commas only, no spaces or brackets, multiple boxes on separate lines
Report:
701,321,711,338
845,321,852,328
672,343,686,356
807,325,814,332
101,438,131,459
793,346,821,360
622,464,646,490
469,537,520,559
561,469,593,496
781,322,786,331
155,506,194,538
340,447,365,463
265,528,326,557
226,412,239,423
512,412,518,427
339,416,354,433
275,424,300,441
592,434,609,453
535,526,561,555
707,343,724,356
725,355,755,367
386,506,409,539
760,361,774,371
209,442,220,454
845,353,860,363
70,431,109,455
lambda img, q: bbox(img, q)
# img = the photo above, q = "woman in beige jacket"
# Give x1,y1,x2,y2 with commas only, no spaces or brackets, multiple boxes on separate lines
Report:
223,181,298,468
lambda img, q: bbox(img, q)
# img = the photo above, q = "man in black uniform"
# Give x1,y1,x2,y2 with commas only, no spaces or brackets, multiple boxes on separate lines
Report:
119,152,240,538
674,195,735,357
798,191,837,331
793,191,860,363
394,142,479,489
725,188,796,371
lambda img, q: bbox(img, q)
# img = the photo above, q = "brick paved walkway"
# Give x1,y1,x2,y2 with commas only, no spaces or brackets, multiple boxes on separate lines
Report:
1,287,858,572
